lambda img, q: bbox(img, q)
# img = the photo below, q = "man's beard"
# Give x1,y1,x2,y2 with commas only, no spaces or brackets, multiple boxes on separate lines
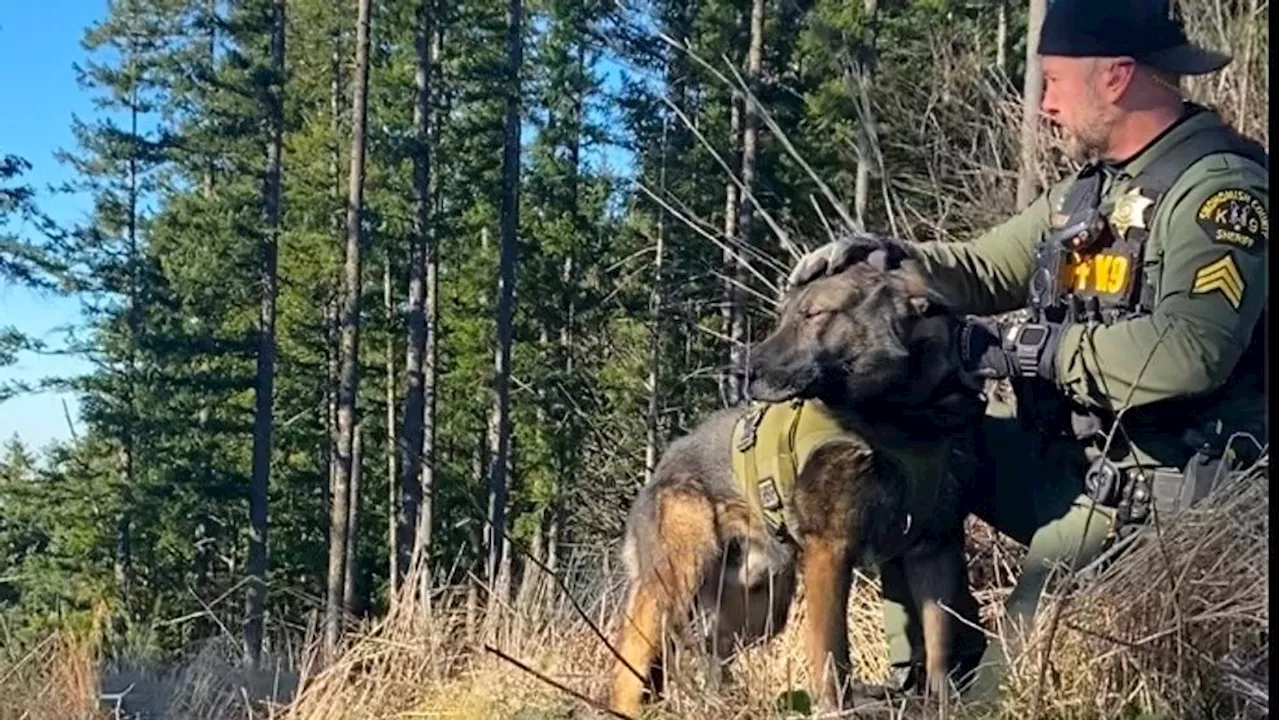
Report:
1061,94,1115,163
1063,125,1110,163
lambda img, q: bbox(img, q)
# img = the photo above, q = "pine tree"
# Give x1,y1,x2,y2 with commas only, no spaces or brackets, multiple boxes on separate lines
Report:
484,0,525,609
244,0,286,670
396,0,437,594
0,155,59,292
326,0,376,658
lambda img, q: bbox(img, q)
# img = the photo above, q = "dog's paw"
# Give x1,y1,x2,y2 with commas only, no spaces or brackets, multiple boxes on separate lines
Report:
773,689,813,716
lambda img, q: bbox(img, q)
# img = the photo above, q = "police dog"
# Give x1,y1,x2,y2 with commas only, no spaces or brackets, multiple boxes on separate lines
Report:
608,252,983,717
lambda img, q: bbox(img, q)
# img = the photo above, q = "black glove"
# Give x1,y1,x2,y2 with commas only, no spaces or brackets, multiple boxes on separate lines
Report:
956,317,1064,382
786,231,915,289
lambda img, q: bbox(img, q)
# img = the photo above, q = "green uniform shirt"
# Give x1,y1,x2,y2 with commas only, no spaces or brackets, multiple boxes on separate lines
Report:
905,107,1268,420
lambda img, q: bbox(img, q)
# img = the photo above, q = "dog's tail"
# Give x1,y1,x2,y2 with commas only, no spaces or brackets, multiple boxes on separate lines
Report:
619,481,662,582
619,473,720,589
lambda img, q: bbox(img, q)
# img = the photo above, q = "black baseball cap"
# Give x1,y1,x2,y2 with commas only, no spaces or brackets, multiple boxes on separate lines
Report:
1037,0,1232,75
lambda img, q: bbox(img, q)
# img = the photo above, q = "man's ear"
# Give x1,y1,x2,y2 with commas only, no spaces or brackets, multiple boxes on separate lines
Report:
1102,57,1137,103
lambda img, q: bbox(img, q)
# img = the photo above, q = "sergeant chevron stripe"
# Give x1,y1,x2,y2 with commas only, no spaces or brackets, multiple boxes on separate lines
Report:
1191,253,1245,309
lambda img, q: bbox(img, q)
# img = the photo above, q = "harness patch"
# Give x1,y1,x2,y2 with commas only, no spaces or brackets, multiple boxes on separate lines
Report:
1196,189,1268,251
1062,251,1133,296
1191,253,1245,310
758,477,782,511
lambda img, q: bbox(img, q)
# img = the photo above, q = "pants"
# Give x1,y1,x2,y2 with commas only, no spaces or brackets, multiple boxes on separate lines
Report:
881,395,1118,697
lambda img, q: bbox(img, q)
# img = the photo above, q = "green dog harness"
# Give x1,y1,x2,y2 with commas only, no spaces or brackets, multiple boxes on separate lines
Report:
730,398,861,542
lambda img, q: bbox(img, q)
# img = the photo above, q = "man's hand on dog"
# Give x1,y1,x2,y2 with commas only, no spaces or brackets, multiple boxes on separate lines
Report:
786,231,916,288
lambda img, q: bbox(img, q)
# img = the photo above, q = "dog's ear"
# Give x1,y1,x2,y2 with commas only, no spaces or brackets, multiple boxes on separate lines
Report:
888,261,951,318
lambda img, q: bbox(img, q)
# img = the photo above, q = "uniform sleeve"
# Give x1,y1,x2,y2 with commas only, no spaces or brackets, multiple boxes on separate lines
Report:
1054,154,1268,411
907,187,1057,317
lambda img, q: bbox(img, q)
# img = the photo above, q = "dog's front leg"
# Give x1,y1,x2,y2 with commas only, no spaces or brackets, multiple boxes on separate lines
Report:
902,539,966,715
799,536,852,711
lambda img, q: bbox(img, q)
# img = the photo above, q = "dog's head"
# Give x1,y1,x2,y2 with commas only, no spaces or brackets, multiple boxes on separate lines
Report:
746,249,972,410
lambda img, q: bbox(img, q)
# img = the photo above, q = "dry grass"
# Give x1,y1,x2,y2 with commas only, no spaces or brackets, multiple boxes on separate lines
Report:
995,457,1271,720
0,631,103,720
196,453,1243,720
1179,0,1270,146
2,459,1267,719
273,458,1269,720
0,604,106,720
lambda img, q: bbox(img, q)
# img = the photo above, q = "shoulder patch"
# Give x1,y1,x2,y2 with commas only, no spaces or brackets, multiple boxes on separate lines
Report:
1191,253,1245,310
1196,189,1268,251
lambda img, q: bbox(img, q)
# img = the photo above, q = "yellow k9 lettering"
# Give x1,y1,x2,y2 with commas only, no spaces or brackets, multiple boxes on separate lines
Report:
1062,252,1131,295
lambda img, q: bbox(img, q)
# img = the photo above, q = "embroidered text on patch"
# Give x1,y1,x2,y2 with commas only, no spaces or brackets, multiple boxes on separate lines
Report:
1191,254,1245,310
1196,189,1268,250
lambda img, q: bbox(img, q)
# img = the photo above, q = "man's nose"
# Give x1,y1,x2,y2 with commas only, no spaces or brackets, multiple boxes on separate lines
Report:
1040,90,1056,117
1039,83,1061,119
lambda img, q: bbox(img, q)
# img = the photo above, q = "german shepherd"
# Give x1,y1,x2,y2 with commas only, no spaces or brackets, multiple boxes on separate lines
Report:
607,253,983,717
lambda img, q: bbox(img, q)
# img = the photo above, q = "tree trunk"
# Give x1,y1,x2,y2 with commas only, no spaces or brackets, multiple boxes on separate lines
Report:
418,12,442,612
1016,0,1047,210
385,256,398,595
719,60,742,407
326,15,343,499
344,424,363,615
996,0,1008,76
546,510,560,572
202,0,217,197
327,301,339,497
852,0,879,231
117,44,142,621
485,0,523,611
326,0,374,659
727,0,765,403
545,39,585,589
398,0,434,596
644,114,669,486
331,20,343,213
646,1,689,482
244,0,284,671
114,506,131,610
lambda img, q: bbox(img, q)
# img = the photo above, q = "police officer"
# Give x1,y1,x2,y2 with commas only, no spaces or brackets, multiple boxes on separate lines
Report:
788,0,1268,702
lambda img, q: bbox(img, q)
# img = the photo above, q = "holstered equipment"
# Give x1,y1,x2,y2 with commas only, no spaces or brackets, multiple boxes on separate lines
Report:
1089,416,1261,528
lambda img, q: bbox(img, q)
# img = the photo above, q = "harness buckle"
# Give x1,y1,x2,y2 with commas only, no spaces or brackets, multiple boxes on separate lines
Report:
737,404,766,452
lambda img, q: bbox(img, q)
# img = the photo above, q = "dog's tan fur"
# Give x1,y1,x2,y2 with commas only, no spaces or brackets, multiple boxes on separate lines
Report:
608,258,983,717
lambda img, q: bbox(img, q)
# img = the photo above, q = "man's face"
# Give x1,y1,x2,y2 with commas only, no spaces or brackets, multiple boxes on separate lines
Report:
1040,55,1128,162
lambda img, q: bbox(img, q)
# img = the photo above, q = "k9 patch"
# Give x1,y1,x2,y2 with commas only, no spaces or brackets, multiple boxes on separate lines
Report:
1196,189,1268,251
1060,251,1134,297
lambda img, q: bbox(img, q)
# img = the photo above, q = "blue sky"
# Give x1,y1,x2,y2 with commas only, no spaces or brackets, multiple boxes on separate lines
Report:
0,2,105,454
